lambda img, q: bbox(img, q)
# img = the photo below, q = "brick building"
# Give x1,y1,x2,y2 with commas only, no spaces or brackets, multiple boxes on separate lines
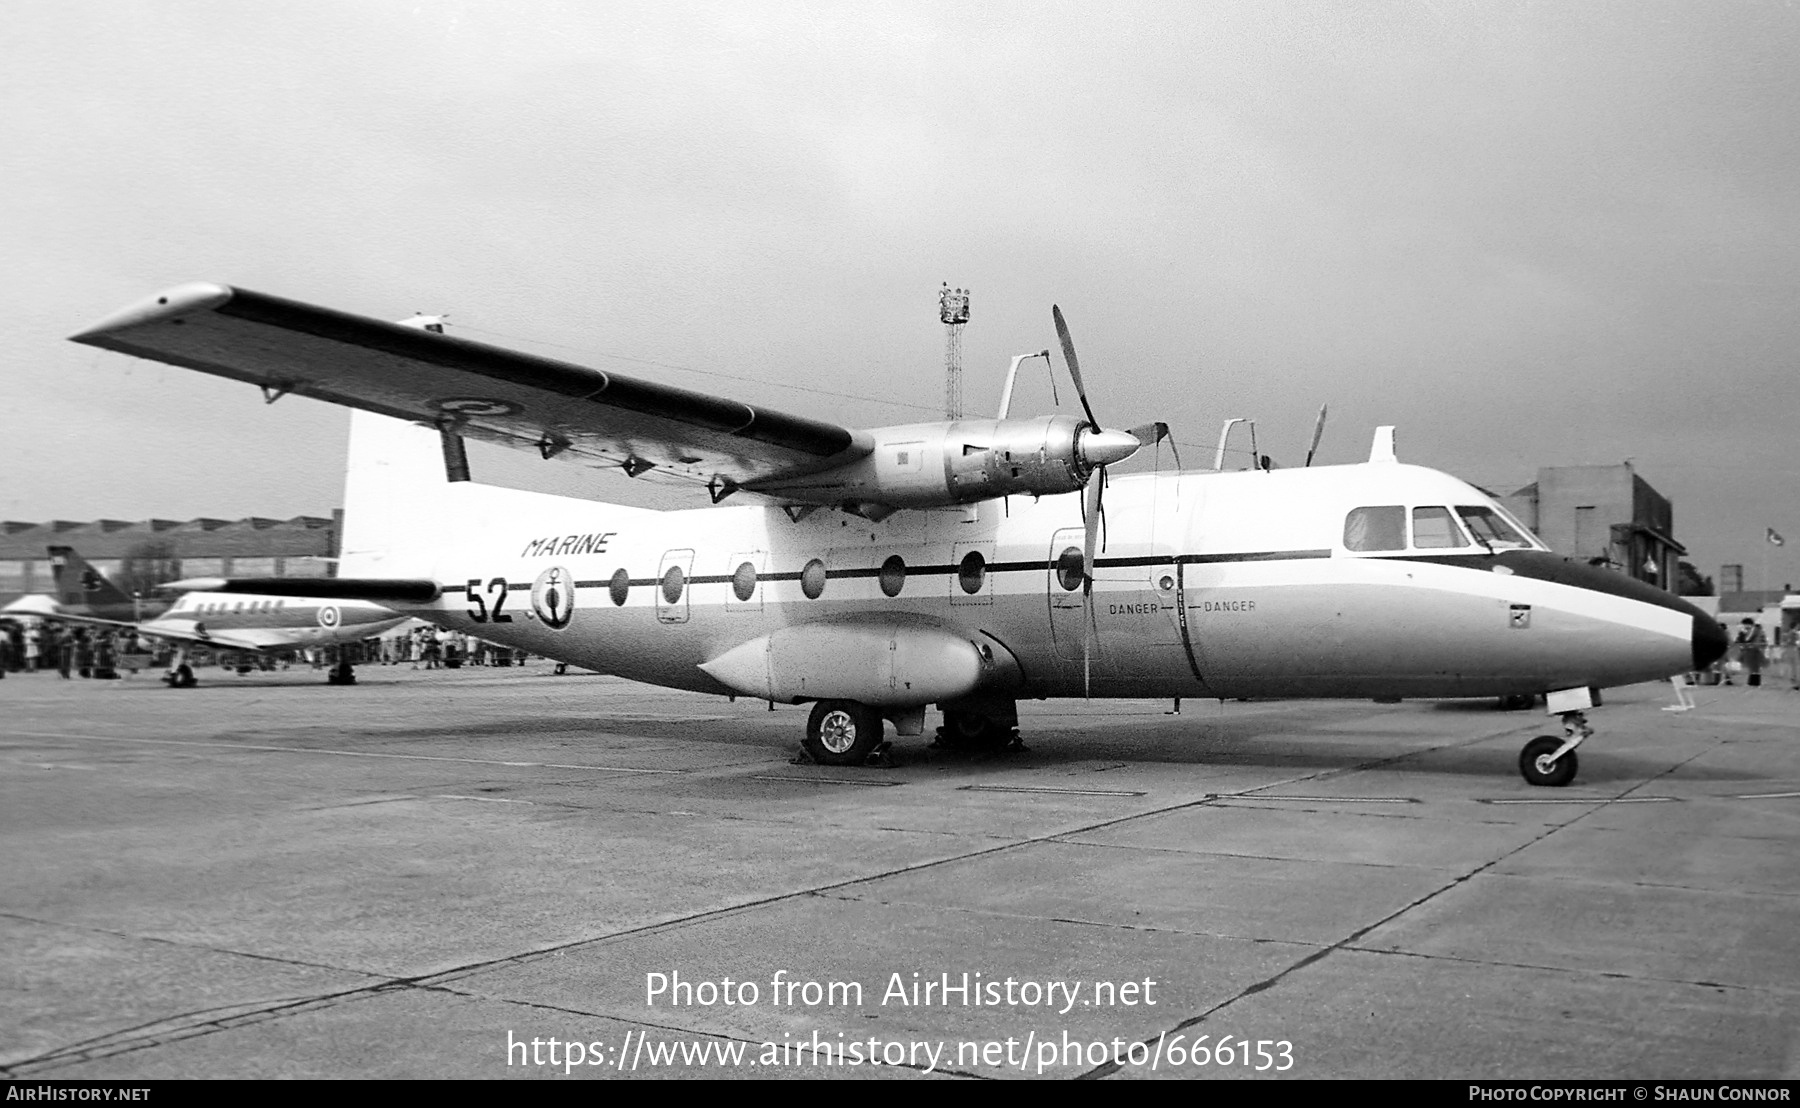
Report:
1503,465,1683,592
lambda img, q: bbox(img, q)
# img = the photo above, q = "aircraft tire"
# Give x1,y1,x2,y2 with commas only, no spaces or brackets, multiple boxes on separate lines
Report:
1519,736,1577,787
804,700,883,766
169,665,197,689
937,709,1013,752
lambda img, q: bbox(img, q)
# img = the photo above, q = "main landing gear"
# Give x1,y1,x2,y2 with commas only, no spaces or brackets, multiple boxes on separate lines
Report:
799,699,1023,766
1519,710,1592,787
164,647,197,689
933,704,1022,754
802,700,885,766
325,660,357,686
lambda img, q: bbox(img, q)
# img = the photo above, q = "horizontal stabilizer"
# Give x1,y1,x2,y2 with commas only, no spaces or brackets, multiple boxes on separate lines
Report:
159,577,442,603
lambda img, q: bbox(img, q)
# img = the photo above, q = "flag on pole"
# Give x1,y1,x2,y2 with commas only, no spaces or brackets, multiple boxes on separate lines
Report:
1769,528,1786,547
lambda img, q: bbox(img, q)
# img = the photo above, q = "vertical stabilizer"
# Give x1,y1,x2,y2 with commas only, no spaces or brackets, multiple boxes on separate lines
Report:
47,546,136,612
339,410,452,578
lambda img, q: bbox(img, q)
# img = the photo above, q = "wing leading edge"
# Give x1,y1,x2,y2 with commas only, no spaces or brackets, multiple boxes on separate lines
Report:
71,283,872,494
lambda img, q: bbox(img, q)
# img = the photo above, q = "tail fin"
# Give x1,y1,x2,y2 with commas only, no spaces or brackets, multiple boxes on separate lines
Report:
47,546,136,611
338,410,455,579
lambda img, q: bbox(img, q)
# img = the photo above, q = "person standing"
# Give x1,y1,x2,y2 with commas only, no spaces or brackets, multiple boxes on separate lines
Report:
1736,618,1767,688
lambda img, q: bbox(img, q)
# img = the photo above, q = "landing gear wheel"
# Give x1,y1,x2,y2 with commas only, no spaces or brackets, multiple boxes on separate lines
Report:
803,700,883,766
935,709,1017,752
326,662,356,686
167,664,196,689
1519,735,1578,787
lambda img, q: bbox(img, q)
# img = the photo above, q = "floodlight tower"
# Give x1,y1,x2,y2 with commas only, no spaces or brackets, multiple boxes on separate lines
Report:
939,283,970,419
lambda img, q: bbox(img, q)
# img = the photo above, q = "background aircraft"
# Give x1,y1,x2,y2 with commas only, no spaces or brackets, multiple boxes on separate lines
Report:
0,545,174,624
19,544,408,686
72,283,1726,783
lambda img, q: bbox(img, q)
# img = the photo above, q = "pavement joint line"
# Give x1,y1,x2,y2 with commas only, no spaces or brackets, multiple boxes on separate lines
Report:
1337,942,1800,997
746,774,906,787
959,783,1148,797
405,765,1356,997
6,730,688,775
1042,835,1462,873
0,910,396,984
1213,794,1417,804
417,985,979,1079
432,793,535,804
3,787,1224,1064
7,690,1763,1076
1076,759,1622,1079
1477,795,1679,805
819,888,1337,946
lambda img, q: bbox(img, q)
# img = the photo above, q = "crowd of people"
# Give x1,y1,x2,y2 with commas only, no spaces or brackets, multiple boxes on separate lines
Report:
0,622,142,679
374,624,531,669
1695,617,1800,690
0,620,537,678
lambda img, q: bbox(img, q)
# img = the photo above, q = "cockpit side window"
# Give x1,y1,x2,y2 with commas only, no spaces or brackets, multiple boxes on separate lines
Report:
1457,505,1531,549
1412,506,1470,549
1344,506,1406,552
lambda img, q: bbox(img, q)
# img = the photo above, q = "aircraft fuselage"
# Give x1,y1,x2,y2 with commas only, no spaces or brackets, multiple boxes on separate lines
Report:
371,462,1717,707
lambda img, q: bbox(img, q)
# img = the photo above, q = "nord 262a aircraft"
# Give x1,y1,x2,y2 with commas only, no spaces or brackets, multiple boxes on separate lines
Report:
71,283,1727,784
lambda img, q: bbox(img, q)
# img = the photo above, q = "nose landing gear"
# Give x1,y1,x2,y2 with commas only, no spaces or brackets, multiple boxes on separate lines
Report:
1519,710,1592,787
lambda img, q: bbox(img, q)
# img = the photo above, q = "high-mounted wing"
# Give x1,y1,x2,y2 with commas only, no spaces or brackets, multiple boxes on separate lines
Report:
71,283,872,495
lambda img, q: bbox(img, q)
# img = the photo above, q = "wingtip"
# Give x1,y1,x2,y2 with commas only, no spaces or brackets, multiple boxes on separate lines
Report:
69,282,235,344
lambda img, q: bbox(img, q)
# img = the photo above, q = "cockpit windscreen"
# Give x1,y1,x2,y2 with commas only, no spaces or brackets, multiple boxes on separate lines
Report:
1456,506,1531,549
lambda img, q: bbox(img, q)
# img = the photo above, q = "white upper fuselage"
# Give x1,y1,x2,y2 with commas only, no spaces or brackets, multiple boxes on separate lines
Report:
351,460,1707,703
147,591,408,652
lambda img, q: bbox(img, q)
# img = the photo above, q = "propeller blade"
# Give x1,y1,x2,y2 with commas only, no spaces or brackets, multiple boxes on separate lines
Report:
1127,421,1168,450
1052,305,1100,429
1305,404,1328,467
1127,420,1182,469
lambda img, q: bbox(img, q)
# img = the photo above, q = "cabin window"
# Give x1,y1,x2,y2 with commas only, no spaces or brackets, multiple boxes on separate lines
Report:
1344,506,1405,552
732,562,757,602
800,558,827,600
609,568,630,606
1411,506,1469,549
957,550,986,595
660,565,685,605
1456,506,1531,549
1055,547,1084,591
879,555,907,598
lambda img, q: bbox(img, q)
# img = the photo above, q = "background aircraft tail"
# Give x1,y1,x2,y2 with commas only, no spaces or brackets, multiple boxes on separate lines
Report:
47,545,137,611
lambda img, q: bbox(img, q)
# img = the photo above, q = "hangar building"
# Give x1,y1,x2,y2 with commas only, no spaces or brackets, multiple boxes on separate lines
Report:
0,513,339,607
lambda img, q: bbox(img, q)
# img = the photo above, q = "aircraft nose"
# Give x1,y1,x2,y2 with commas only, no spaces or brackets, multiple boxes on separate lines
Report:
1692,612,1728,671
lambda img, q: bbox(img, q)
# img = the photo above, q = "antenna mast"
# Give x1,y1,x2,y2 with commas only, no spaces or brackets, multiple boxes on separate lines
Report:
939,283,970,419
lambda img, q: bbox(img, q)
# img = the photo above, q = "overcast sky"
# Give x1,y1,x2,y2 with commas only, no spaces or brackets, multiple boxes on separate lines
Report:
6,2,1798,586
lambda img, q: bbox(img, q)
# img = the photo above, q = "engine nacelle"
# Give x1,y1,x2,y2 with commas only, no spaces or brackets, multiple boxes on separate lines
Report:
746,414,1137,512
